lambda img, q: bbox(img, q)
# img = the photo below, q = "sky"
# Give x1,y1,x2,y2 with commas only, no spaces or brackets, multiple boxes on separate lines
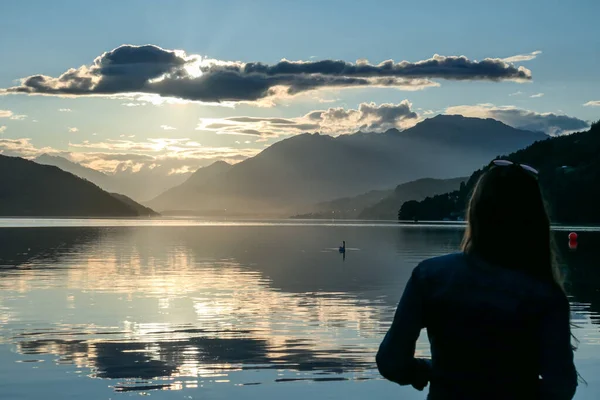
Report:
0,0,598,176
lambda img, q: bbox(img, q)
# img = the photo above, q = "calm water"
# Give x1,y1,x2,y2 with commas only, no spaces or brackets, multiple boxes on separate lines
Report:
0,220,599,399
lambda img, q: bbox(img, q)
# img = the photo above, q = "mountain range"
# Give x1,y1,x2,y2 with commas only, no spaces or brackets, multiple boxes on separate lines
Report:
146,115,546,215
0,155,158,217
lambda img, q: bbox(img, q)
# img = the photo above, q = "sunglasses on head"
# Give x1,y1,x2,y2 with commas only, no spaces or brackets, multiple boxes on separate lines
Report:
489,159,539,176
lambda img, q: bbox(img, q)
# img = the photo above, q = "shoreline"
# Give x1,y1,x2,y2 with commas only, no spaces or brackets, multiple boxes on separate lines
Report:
0,217,598,231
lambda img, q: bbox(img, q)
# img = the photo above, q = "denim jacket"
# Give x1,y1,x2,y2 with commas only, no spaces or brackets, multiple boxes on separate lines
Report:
376,252,577,400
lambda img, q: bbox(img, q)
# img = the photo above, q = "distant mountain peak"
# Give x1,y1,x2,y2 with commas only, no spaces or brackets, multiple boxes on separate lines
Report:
185,160,233,182
426,114,482,123
208,160,231,167
384,128,401,135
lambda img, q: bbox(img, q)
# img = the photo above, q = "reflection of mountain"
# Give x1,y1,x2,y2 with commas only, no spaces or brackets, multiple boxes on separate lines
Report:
148,116,545,215
0,225,462,310
3,226,593,311
0,227,100,268
35,154,189,202
0,155,157,217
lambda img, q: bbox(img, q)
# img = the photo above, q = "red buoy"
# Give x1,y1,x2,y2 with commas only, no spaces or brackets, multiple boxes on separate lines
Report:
568,232,578,241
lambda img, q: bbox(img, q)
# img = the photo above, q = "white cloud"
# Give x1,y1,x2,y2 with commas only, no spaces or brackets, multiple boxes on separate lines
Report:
317,97,339,103
0,138,57,157
197,100,419,138
0,110,26,120
530,93,544,98
0,133,258,176
65,138,259,174
509,91,523,96
59,108,72,112
68,127,79,133
122,102,145,107
168,166,195,175
583,100,600,107
160,125,177,130
445,104,589,135
0,126,6,133
502,50,542,63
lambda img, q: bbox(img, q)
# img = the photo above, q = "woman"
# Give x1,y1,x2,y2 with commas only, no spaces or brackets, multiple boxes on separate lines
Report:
376,160,579,399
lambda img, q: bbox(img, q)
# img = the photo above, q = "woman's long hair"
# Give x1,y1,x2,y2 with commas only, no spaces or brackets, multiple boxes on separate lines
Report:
461,164,564,289
461,163,584,379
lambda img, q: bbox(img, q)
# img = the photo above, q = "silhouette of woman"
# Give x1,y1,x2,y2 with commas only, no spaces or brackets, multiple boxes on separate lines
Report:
376,160,579,399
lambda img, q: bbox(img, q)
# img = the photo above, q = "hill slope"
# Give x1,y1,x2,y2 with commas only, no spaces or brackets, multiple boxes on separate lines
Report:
399,121,600,223
35,153,113,188
109,193,159,217
0,155,157,217
148,115,546,215
148,161,233,212
291,188,394,219
359,177,467,220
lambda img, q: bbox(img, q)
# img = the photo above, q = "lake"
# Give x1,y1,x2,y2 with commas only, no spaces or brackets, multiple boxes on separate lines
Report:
0,220,599,399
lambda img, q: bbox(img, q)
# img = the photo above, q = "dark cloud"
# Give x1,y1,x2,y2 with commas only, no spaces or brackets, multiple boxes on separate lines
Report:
236,129,263,136
226,117,297,124
1,45,532,103
290,123,321,131
242,56,531,81
204,122,237,129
